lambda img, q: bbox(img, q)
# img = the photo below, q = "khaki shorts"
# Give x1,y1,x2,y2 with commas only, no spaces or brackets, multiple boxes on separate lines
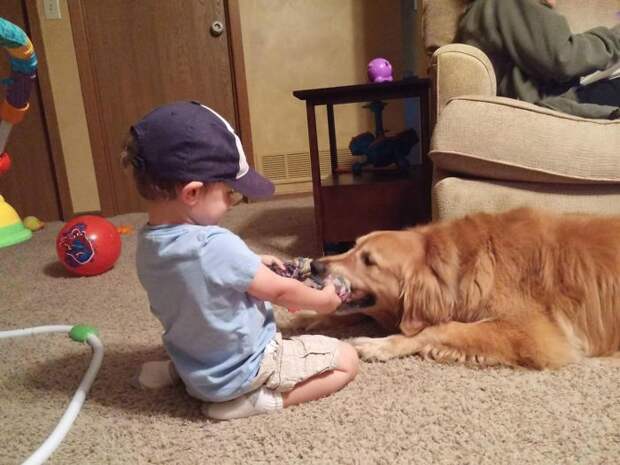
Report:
249,332,341,392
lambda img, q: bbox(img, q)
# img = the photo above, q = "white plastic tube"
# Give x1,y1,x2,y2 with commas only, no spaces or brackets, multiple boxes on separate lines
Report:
0,325,104,465
0,325,73,339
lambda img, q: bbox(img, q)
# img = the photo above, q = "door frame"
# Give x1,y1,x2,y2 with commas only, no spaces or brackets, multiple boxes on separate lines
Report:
67,0,254,216
22,0,74,219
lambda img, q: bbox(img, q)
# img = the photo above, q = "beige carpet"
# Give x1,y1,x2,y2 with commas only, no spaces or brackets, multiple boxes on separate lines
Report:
1,195,619,465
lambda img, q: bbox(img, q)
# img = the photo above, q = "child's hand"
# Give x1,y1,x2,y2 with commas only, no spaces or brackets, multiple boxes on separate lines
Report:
261,255,285,271
318,281,342,314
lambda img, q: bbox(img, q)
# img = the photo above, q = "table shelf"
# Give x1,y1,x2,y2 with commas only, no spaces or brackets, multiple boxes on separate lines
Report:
321,169,415,187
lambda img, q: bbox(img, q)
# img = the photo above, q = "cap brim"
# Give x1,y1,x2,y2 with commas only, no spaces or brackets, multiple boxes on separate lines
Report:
228,168,275,199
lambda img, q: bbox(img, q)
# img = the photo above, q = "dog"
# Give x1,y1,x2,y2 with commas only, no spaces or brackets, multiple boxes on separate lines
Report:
310,208,620,369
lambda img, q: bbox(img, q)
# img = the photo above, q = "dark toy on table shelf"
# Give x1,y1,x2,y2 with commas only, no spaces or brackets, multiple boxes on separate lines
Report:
348,99,419,175
349,128,419,175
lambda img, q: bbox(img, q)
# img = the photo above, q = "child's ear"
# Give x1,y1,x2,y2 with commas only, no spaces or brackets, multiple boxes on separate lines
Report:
179,181,205,205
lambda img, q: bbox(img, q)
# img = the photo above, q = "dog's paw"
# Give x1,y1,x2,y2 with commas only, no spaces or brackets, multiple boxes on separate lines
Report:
350,337,397,362
276,310,322,331
419,345,500,367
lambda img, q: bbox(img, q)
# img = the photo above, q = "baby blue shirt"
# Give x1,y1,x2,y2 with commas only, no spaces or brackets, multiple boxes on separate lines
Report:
136,223,276,402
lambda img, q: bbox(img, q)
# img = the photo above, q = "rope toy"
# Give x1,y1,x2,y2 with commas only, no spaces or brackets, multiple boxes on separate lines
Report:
269,257,352,302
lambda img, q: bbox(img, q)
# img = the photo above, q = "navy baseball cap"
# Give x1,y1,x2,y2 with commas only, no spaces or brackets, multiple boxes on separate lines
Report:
131,101,274,199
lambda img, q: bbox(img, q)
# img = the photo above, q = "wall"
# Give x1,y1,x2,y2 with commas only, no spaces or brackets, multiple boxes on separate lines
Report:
239,0,428,194
36,0,100,213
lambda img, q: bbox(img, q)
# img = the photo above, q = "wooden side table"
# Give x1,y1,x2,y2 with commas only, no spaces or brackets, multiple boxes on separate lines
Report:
293,78,432,254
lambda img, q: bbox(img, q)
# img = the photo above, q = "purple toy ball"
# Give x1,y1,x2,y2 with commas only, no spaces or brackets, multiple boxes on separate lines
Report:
367,58,393,83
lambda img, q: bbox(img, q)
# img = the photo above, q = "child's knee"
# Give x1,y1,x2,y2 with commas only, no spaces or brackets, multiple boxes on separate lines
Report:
337,342,359,379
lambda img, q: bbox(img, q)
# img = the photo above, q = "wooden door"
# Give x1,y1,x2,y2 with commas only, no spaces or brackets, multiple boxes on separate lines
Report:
69,0,249,214
0,0,63,220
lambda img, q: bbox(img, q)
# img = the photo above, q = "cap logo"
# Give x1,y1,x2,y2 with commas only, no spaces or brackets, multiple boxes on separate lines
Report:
199,104,249,179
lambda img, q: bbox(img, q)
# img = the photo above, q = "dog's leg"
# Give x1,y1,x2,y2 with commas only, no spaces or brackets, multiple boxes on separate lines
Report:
350,334,422,363
352,317,577,369
280,311,368,331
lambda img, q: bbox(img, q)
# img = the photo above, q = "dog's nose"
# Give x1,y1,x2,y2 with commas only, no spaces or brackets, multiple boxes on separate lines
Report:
310,259,327,276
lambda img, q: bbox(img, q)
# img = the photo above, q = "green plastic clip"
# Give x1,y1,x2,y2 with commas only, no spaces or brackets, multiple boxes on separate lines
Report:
69,325,99,343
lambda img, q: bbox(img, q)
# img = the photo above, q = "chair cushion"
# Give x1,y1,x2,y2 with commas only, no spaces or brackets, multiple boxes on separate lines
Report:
432,176,620,220
430,96,620,184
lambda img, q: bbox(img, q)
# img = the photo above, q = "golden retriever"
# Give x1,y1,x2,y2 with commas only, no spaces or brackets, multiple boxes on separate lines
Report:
312,208,620,369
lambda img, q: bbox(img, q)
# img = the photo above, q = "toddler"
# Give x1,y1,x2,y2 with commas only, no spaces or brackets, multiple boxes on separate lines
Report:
122,101,358,420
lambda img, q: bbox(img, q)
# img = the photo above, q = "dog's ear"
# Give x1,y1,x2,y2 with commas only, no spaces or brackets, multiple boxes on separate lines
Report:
400,231,458,336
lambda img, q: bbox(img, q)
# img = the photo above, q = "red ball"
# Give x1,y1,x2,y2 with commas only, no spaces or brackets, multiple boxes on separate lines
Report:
56,215,121,276
0,152,12,176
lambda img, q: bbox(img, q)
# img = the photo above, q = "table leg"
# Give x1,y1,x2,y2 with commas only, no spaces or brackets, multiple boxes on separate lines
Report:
305,102,324,254
419,89,432,222
326,104,338,175
420,90,431,156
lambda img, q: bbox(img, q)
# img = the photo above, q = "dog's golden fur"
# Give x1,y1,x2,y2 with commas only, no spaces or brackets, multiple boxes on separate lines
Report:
315,208,620,369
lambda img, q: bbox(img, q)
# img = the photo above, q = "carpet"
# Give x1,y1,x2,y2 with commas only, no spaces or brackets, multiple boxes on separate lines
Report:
1,195,619,465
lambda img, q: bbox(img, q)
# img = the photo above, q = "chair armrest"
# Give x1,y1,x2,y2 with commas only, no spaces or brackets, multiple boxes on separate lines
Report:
430,43,497,125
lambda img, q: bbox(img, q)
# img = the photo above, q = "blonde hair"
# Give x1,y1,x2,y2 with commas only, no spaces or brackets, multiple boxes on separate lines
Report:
120,132,182,201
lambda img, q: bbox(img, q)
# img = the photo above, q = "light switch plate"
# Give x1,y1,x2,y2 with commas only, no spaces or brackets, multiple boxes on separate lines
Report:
43,0,62,20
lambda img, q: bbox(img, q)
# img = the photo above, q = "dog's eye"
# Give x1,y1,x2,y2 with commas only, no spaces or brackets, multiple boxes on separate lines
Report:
361,252,375,266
